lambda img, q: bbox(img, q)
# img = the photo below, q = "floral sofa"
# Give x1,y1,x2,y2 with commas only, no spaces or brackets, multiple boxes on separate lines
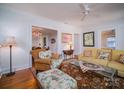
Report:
37,69,77,89
78,48,124,77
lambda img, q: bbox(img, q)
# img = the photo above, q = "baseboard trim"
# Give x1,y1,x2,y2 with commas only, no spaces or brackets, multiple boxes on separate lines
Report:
1,65,31,74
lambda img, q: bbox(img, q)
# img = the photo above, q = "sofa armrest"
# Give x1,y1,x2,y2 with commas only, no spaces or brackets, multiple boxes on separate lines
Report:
34,58,52,65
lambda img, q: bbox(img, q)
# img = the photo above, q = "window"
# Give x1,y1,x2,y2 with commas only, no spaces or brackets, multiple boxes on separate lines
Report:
107,37,116,49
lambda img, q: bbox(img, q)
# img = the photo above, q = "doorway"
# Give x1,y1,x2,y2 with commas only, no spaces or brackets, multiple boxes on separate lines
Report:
32,26,58,66
101,29,116,49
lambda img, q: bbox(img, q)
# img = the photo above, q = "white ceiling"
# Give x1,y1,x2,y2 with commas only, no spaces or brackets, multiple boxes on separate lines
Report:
1,3,124,27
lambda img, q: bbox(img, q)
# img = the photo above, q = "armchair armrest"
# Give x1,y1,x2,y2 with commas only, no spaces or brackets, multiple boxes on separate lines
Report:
34,58,52,71
51,53,60,59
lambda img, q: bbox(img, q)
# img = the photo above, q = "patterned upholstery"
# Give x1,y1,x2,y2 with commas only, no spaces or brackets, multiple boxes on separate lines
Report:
97,48,112,61
31,49,61,71
37,69,77,89
78,48,124,77
39,50,52,59
119,54,124,64
98,51,110,60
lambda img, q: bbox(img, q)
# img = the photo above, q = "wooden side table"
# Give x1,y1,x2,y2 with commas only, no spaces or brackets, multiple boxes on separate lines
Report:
63,50,74,60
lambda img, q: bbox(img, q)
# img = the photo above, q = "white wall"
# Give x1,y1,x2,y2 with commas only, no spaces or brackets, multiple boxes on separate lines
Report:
80,21,124,52
0,6,81,73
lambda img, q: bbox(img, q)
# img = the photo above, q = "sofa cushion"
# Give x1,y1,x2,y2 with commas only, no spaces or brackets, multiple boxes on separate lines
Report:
79,57,108,66
83,50,92,57
119,54,124,64
91,59,108,66
78,56,93,62
108,61,124,72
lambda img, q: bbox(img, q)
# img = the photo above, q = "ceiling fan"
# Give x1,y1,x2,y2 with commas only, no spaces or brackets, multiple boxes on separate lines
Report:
79,3,90,21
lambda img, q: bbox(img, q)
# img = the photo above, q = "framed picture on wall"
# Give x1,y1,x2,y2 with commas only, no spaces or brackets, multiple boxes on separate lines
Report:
51,38,56,44
83,32,95,47
62,33,72,43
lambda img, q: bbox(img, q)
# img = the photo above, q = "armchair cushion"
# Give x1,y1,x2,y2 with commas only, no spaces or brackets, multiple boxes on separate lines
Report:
35,58,52,65
35,61,51,71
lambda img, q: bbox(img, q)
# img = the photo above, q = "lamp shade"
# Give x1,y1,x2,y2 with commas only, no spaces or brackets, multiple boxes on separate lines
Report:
5,36,16,46
0,44,2,48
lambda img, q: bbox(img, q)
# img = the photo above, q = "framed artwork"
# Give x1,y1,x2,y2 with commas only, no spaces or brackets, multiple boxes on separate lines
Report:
62,33,72,43
51,38,56,44
83,32,95,47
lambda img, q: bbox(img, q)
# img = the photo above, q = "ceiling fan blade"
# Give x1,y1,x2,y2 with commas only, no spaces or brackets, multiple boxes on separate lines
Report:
79,3,90,21
79,3,85,11
81,14,86,21
83,3,90,11
79,3,90,11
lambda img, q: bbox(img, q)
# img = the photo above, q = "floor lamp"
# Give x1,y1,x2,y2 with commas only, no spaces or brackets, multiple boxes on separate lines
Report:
0,44,2,78
5,36,16,76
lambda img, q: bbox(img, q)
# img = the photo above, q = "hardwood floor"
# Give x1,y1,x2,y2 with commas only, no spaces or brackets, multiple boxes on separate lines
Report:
0,68,39,89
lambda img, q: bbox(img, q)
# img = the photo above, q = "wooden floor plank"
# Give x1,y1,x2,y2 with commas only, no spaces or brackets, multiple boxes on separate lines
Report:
0,68,39,89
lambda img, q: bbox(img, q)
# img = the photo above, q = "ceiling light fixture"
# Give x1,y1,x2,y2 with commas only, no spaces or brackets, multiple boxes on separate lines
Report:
79,3,90,21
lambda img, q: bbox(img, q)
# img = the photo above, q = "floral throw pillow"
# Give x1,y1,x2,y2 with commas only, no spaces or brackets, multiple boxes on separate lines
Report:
39,50,52,59
98,51,110,60
119,54,124,64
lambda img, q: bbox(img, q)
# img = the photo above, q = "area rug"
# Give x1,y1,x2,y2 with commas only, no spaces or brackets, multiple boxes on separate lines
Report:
59,60,124,89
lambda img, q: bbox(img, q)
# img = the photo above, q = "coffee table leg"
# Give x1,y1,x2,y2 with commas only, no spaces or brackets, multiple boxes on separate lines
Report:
111,69,117,88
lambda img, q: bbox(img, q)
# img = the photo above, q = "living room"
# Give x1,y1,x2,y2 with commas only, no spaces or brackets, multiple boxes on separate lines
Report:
0,3,124,89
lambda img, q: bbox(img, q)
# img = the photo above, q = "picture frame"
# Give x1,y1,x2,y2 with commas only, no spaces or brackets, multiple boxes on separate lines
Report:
62,33,72,43
83,32,95,47
51,38,56,44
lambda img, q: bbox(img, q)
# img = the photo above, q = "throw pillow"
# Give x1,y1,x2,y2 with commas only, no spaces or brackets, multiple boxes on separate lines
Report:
83,50,92,57
39,50,52,59
119,54,124,64
98,51,110,60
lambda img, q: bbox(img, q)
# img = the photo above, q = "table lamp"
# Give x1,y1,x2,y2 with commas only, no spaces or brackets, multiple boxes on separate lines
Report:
69,42,72,50
4,36,16,76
